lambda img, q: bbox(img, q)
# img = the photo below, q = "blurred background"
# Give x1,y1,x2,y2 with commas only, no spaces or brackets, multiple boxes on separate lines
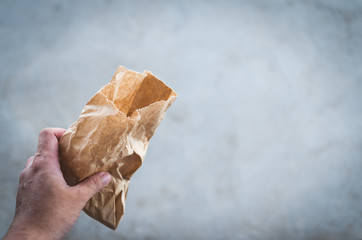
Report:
1,0,362,239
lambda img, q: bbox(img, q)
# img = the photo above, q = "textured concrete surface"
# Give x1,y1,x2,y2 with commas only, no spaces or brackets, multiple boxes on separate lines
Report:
1,0,362,239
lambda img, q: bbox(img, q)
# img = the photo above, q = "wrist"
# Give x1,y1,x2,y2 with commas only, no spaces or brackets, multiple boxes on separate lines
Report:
3,219,52,240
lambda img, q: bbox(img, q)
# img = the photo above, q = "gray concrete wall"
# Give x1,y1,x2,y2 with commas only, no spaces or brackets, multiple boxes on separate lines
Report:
1,0,361,239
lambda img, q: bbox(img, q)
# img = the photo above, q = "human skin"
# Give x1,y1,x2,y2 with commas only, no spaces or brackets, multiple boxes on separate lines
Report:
2,128,111,240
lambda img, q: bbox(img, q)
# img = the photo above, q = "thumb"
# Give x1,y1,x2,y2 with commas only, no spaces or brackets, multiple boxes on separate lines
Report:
74,172,112,201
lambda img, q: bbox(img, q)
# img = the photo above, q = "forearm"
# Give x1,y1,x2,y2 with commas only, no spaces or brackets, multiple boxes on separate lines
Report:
3,220,53,240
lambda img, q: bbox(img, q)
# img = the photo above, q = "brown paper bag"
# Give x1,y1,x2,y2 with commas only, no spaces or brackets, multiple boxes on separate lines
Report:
59,66,177,229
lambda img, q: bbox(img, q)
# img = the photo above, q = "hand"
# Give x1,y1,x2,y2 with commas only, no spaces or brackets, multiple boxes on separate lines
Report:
3,128,111,240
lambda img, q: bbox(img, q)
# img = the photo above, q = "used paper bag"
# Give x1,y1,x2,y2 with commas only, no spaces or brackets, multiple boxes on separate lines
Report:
59,66,177,229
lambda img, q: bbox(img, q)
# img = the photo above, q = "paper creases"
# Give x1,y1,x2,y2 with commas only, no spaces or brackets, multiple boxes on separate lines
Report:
59,66,177,229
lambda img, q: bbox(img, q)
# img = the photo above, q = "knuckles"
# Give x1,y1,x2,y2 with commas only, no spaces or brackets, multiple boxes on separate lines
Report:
31,159,44,172
19,169,27,182
39,128,53,139
29,155,50,173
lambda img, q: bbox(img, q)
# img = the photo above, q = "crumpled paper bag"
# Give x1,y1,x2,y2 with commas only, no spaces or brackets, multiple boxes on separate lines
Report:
59,66,177,230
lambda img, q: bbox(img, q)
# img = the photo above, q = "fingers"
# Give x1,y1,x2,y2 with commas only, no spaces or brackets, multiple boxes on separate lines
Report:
73,172,112,202
37,128,66,157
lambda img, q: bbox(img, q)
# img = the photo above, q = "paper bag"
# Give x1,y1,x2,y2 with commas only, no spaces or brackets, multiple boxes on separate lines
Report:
59,66,177,229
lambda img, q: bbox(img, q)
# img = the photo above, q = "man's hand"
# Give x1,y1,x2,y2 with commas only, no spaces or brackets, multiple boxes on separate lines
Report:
3,128,111,240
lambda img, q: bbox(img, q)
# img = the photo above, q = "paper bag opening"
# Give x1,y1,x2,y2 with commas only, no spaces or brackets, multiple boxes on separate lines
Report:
101,66,176,118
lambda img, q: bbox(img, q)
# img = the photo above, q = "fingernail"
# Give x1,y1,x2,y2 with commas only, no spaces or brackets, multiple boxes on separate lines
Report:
101,172,111,186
